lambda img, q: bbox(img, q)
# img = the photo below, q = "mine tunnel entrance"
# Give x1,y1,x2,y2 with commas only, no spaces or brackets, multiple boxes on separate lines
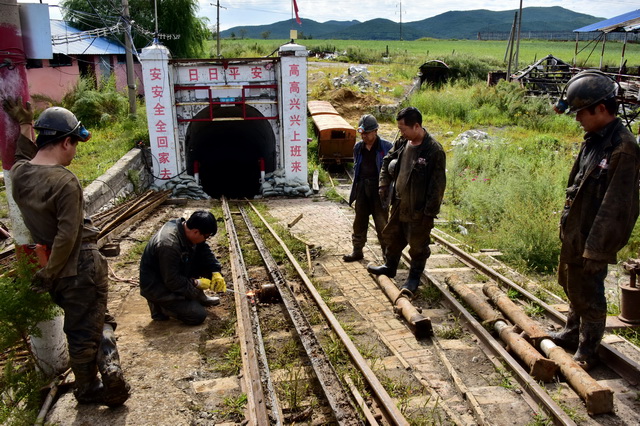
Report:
186,105,276,199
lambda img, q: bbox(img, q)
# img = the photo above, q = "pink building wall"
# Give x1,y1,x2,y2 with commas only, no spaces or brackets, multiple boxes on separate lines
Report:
26,56,144,106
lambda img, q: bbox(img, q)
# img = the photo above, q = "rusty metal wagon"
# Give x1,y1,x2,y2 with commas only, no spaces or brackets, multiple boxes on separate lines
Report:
308,100,356,164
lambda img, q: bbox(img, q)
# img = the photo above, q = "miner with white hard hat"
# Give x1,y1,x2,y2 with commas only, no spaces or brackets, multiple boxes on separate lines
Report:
343,114,393,262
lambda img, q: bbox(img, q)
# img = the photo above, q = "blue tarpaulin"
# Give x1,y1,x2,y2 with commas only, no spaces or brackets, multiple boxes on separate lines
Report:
574,9,640,33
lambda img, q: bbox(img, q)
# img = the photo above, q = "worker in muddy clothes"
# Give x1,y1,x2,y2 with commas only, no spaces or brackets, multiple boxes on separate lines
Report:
551,70,640,370
343,114,393,262
367,107,446,294
139,210,225,325
4,99,130,407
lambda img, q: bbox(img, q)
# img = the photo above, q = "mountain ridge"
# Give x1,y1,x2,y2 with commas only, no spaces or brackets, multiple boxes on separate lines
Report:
220,6,604,40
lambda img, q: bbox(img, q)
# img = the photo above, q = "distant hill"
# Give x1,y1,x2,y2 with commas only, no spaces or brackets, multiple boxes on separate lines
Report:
220,6,604,40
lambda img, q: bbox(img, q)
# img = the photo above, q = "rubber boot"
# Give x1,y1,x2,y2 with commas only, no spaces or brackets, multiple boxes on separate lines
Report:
548,308,580,350
72,361,105,405
573,320,605,371
402,266,423,293
97,324,131,407
197,288,220,307
343,248,364,262
367,256,399,278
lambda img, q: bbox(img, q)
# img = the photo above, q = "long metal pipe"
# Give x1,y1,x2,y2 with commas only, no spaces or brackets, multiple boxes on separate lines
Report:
431,230,640,386
483,283,550,343
480,281,614,415
446,275,558,383
372,274,432,338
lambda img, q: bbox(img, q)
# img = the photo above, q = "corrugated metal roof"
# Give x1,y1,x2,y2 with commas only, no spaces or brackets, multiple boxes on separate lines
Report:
574,9,640,33
50,20,126,55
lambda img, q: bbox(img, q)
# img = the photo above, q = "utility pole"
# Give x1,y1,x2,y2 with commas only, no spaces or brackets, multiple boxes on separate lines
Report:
399,0,403,41
211,1,226,57
122,0,136,114
514,0,523,70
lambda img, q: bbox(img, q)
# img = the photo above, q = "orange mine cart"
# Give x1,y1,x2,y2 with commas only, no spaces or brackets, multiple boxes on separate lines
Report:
308,101,356,164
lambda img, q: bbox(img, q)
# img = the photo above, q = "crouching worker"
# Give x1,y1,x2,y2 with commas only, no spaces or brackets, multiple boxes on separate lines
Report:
139,210,226,325
4,99,130,407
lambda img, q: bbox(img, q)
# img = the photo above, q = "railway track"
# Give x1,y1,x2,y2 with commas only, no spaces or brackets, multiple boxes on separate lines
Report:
314,169,640,425
222,197,412,424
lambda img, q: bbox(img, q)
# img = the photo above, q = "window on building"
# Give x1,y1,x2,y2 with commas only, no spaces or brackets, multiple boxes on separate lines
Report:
26,59,43,69
49,54,73,67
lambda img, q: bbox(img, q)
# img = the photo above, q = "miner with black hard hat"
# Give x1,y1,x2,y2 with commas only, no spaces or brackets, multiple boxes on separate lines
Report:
343,114,393,262
3,99,130,407
552,70,640,370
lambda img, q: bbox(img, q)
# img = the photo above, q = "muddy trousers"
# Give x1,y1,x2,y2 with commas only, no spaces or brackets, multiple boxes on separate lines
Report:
557,262,608,367
381,209,433,274
351,179,388,252
557,262,608,324
52,247,129,405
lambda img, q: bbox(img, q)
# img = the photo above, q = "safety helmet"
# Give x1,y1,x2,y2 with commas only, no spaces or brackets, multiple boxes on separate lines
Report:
554,70,617,114
357,114,379,133
34,107,91,147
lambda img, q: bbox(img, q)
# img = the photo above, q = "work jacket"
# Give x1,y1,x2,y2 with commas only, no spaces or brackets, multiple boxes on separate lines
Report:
560,118,640,264
140,218,221,303
380,130,446,222
348,136,393,205
12,134,99,281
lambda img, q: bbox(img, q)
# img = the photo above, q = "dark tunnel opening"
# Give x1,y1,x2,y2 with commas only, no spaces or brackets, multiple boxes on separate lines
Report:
186,106,277,199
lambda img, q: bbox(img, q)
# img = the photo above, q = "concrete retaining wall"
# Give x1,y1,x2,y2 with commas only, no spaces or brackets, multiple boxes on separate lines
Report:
83,147,153,215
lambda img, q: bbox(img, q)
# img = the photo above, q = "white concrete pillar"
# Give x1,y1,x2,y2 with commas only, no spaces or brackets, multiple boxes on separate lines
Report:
278,43,308,183
139,44,181,185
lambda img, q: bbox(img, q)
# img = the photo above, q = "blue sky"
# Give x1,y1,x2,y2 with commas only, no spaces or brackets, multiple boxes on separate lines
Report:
20,0,640,31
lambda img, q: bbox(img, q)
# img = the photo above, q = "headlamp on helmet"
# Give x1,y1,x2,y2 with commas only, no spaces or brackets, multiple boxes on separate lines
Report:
34,106,91,147
554,70,617,115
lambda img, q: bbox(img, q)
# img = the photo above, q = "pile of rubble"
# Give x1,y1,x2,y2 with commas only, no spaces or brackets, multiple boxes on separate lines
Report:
259,169,313,198
333,66,385,93
451,129,492,149
150,175,210,200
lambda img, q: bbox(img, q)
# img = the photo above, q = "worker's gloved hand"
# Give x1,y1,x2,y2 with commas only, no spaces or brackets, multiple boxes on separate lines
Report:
195,277,211,290
211,272,226,293
378,185,389,205
2,96,33,125
32,268,53,294
583,258,607,275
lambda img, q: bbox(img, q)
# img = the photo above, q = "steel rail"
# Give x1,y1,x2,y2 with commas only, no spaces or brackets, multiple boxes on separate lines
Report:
222,198,281,425
239,207,362,425
248,201,410,426
430,229,640,386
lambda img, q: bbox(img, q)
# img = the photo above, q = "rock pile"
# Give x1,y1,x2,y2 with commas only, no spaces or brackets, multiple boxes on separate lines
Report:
151,175,210,199
333,66,385,93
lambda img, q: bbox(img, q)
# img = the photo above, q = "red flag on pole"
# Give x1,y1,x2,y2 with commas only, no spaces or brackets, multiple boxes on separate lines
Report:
293,0,302,25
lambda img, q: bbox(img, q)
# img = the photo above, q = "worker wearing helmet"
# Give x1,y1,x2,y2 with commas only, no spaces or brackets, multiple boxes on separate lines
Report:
367,107,446,294
552,70,640,370
3,100,130,406
343,114,393,262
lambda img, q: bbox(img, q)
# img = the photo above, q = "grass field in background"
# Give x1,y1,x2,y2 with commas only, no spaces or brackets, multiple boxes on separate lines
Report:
208,38,640,70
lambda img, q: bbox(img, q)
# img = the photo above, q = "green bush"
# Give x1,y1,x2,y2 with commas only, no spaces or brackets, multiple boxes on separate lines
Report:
446,134,572,272
0,256,59,425
64,75,129,128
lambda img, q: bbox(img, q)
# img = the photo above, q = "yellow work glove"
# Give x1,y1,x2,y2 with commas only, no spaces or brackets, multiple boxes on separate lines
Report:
195,277,211,290
211,272,226,293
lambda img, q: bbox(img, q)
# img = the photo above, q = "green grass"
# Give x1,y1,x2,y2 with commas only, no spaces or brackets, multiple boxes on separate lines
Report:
206,38,640,70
